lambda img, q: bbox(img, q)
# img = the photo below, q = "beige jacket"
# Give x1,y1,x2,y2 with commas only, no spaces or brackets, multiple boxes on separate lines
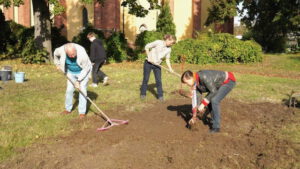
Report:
53,43,92,82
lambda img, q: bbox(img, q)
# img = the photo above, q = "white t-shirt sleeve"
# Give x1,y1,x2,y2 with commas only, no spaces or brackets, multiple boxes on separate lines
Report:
145,40,161,50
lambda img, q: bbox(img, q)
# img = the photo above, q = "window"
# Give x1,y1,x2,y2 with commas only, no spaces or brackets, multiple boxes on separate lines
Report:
82,7,88,28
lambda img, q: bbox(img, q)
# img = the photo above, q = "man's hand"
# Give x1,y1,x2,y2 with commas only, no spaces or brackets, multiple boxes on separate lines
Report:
189,115,197,125
169,69,174,73
56,66,60,70
75,81,80,89
198,104,205,113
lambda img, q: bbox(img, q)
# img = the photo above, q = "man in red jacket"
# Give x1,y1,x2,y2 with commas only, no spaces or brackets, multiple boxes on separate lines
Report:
181,70,236,133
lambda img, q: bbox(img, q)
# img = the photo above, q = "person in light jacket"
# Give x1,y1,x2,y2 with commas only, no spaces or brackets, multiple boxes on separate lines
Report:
140,34,176,102
54,43,92,118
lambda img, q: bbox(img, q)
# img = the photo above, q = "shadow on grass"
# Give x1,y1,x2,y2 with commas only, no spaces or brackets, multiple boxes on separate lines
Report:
289,56,300,62
167,104,213,129
148,83,158,98
73,91,98,114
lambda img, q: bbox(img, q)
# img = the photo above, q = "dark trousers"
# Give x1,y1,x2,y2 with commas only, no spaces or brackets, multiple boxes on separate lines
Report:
140,60,163,98
211,80,236,129
92,60,107,84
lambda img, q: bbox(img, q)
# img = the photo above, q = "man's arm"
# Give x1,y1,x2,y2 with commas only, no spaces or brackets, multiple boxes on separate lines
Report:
90,42,96,63
145,40,160,59
77,46,92,82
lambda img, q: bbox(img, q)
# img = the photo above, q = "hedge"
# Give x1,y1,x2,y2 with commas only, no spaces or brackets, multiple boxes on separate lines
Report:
171,33,263,64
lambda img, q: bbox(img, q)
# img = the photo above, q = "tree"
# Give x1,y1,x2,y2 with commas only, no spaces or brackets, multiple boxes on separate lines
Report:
0,0,160,63
156,1,176,35
205,0,300,52
241,0,300,52
205,0,238,26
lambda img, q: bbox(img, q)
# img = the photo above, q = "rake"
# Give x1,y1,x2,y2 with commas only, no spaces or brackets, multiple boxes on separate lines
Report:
61,71,129,131
149,61,190,98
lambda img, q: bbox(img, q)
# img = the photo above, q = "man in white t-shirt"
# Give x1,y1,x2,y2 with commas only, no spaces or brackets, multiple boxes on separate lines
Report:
140,34,176,102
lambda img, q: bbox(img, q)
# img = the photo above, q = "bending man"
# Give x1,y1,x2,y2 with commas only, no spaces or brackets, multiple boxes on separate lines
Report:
54,43,92,118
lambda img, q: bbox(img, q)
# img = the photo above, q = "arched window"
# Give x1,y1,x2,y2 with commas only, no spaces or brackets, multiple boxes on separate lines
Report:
82,7,88,28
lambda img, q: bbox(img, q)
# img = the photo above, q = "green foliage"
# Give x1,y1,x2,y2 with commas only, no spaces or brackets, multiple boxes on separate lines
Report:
135,31,163,52
0,9,10,53
106,32,128,62
72,27,130,62
206,0,299,52
51,27,69,51
72,26,105,54
205,0,238,26
156,1,176,35
21,38,48,64
121,0,160,17
171,33,262,64
0,18,66,64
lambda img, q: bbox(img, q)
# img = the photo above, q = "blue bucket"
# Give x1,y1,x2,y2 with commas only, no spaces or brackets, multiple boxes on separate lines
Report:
14,72,25,83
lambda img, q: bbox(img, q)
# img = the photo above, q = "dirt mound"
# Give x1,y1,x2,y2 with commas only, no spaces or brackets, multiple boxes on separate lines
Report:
0,98,298,169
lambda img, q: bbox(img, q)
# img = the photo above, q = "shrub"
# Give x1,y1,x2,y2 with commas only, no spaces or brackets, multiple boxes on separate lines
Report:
156,1,176,35
72,25,105,54
21,38,48,64
106,32,128,63
171,33,262,64
51,27,69,50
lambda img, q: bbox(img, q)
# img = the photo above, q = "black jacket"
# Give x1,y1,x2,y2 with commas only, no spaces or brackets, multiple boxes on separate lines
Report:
90,39,106,63
195,70,236,105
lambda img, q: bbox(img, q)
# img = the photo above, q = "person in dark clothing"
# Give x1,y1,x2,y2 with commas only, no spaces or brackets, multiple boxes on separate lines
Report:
181,70,236,133
87,32,108,87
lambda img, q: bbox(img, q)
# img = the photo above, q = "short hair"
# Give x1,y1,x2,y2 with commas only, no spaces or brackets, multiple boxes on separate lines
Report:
64,43,75,51
163,34,177,42
87,32,96,38
181,70,193,83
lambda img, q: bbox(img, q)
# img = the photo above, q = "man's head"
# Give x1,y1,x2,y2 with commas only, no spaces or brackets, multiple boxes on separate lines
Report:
181,70,195,87
64,43,77,58
87,32,96,42
163,34,177,47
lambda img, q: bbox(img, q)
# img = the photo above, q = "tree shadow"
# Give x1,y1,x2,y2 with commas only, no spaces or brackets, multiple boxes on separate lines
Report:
73,90,98,114
167,104,212,129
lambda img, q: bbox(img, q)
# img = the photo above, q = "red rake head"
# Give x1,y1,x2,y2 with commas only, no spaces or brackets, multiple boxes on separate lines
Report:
97,119,129,131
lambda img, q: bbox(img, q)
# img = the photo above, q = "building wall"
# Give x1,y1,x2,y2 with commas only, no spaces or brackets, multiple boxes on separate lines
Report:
65,0,94,40
120,0,160,44
1,1,31,27
173,0,193,40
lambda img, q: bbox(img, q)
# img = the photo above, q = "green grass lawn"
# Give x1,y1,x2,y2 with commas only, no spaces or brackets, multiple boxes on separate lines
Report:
0,54,299,162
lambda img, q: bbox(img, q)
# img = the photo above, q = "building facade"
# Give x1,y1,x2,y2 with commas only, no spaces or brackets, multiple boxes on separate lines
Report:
1,0,233,43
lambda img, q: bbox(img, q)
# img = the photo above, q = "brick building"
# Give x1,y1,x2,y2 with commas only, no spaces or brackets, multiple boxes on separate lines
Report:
1,0,233,42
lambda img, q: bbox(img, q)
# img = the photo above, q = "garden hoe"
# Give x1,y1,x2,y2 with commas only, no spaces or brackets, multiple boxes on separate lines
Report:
60,71,129,131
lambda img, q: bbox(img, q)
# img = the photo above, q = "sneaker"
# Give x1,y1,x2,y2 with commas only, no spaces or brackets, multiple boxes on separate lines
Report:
209,128,220,133
60,110,71,114
90,83,98,88
79,114,86,119
140,95,146,100
158,97,164,102
103,77,109,86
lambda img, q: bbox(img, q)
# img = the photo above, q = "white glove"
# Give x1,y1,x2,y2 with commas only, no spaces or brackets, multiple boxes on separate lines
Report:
198,104,205,112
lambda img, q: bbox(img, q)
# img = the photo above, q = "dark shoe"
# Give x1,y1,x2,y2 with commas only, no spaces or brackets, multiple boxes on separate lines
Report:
60,110,71,114
158,97,164,102
140,95,146,100
79,114,86,119
209,128,220,133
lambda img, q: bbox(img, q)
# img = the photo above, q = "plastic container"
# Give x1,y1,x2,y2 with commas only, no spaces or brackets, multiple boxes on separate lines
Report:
14,72,25,83
0,70,12,82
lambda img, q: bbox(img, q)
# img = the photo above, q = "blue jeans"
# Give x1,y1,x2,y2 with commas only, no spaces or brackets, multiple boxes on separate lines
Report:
140,60,163,98
211,80,236,129
65,73,89,114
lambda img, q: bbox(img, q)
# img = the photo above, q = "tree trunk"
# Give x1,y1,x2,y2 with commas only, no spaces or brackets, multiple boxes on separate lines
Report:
32,0,53,63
